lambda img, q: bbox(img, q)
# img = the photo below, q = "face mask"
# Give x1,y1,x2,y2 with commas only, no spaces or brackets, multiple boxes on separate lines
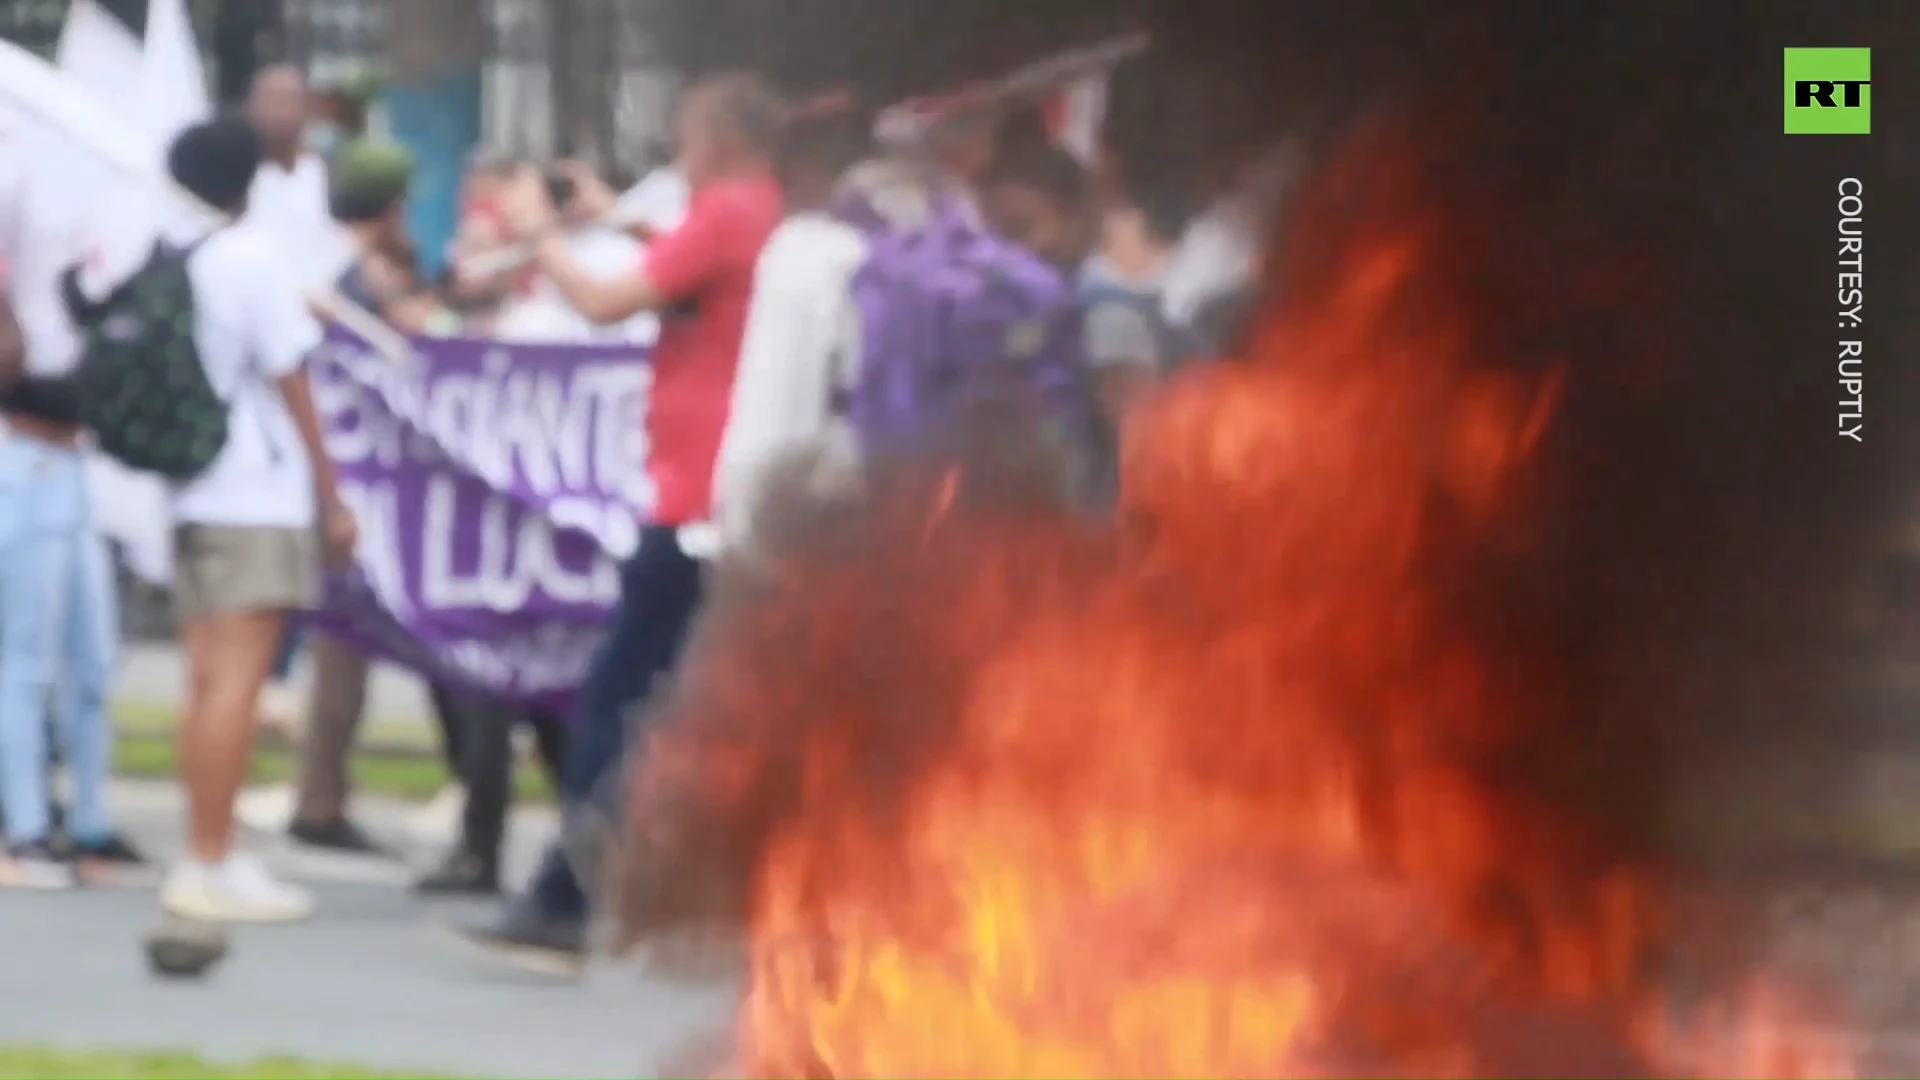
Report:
304,123,343,158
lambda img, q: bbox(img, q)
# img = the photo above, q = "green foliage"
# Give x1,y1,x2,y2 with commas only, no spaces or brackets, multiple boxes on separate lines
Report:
109,703,553,806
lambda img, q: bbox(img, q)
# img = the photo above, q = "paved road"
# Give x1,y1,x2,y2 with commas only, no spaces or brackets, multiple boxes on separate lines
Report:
0,782,735,1079
22,787,1920,1077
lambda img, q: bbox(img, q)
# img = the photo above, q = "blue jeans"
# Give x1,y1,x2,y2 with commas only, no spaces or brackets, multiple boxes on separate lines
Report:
529,525,704,921
0,436,116,846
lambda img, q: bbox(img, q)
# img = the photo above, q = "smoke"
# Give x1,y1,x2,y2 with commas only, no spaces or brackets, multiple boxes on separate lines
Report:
607,5,1917,1060
1136,0,1917,859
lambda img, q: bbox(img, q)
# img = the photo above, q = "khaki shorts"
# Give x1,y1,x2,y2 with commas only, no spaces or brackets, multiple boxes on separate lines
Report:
172,524,322,621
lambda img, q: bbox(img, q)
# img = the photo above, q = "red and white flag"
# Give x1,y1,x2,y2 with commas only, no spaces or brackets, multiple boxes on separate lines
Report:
875,32,1143,164
1042,72,1109,166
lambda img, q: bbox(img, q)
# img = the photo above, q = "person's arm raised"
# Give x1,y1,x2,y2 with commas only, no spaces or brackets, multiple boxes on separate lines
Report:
506,164,721,325
527,228,667,325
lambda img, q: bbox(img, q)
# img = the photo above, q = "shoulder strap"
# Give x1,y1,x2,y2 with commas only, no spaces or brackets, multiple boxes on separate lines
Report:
59,237,205,328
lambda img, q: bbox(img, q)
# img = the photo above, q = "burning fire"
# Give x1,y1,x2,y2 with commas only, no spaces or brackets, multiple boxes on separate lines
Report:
622,123,1853,1079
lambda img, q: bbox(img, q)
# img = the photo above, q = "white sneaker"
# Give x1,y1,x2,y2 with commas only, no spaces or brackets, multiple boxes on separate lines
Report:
161,853,316,924
257,683,306,737
408,784,466,848
235,784,297,834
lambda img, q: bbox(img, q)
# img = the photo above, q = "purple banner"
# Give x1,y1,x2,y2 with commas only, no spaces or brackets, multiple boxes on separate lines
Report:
305,326,651,709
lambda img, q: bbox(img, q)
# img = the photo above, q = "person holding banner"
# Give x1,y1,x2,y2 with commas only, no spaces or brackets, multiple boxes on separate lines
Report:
282,138,460,860
157,116,357,924
450,73,787,973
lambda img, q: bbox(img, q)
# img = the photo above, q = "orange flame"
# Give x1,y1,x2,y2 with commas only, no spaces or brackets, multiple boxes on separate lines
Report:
629,121,1851,1080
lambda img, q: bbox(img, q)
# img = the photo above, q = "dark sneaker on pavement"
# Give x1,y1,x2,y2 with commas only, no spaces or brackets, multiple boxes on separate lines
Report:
2,840,76,890
72,833,147,863
444,894,587,976
287,817,392,858
415,850,500,897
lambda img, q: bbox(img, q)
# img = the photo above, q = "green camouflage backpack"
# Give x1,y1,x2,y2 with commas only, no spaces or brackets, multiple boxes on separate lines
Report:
59,240,229,480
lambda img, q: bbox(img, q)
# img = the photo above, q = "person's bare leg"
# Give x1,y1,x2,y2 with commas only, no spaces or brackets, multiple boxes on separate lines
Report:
179,609,285,863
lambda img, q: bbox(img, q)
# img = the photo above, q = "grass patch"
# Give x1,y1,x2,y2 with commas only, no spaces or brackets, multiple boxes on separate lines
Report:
113,702,441,754
112,733,552,807
0,1046,452,1079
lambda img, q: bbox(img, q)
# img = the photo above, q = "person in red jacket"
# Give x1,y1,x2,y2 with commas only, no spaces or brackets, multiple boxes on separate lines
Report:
450,72,787,973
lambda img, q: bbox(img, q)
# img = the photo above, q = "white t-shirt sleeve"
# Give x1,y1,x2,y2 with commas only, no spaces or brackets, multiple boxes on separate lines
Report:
242,239,324,379
0,151,23,269
617,168,690,233
712,219,863,545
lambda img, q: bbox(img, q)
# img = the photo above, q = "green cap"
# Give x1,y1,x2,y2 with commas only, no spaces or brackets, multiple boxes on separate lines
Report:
329,139,414,222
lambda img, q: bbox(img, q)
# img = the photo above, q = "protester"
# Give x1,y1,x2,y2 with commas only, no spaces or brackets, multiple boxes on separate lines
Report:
244,63,357,301
407,150,688,889
441,151,521,331
256,140,426,860
305,81,368,161
711,104,874,550
978,139,1130,510
242,62,355,736
158,116,355,923
981,137,1097,271
329,140,459,336
415,688,568,897
396,153,520,838
1077,177,1194,415
364,155,521,842
0,128,144,890
489,159,685,345
926,100,1003,198
451,72,788,971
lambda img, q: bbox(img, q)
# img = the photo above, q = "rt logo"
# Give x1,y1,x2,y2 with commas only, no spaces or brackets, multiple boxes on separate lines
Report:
1785,47,1870,134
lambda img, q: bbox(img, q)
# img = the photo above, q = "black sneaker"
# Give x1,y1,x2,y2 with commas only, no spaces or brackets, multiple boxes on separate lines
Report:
415,850,500,897
287,817,392,858
2,840,75,890
443,892,587,976
71,833,148,864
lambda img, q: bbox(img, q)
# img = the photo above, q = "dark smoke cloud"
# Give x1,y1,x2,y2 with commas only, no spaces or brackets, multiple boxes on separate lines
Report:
608,8,1917,1068
1134,0,1917,864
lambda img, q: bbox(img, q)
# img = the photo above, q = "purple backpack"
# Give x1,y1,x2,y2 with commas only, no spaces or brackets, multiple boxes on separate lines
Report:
830,184,1090,452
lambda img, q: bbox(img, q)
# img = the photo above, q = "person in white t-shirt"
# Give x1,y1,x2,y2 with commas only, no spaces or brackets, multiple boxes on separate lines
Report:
238,62,354,742
712,108,872,552
243,64,355,295
490,162,689,345
156,117,357,924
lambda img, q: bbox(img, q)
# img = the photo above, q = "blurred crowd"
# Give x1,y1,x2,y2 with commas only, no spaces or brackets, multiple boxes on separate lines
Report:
0,47,1299,972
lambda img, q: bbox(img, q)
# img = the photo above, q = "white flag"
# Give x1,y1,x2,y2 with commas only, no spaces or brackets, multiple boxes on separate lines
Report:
49,0,212,585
